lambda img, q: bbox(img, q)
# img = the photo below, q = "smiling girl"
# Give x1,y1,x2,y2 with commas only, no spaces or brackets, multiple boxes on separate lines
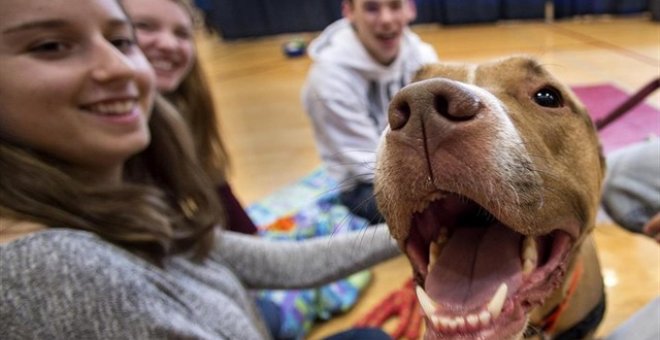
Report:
122,0,257,235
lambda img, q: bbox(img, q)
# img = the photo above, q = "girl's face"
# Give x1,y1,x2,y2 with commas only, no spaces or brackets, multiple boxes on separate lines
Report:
122,0,196,93
0,0,155,183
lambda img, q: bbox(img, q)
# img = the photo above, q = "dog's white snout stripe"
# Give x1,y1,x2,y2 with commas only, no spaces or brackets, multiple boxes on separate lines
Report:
463,84,532,185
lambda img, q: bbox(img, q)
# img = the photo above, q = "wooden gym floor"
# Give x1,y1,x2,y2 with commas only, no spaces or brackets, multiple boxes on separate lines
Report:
196,15,659,338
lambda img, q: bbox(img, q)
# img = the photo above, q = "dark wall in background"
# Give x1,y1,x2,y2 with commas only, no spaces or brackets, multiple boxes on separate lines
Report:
198,0,655,40
204,0,342,39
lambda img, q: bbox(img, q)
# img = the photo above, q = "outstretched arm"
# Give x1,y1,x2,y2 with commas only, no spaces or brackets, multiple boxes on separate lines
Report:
212,224,400,289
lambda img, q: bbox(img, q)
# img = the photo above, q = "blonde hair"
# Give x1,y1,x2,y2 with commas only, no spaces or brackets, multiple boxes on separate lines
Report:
166,61,229,184
0,96,223,262
163,0,230,184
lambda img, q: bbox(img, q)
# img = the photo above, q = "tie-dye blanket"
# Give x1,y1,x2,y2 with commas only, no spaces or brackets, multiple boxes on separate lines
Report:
247,167,372,339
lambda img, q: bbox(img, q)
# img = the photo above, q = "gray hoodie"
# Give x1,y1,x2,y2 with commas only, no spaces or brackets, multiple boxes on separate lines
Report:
302,18,438,190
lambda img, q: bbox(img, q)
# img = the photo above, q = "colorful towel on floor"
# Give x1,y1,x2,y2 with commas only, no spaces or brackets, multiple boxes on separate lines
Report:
247,168,373,339
247,167,342,228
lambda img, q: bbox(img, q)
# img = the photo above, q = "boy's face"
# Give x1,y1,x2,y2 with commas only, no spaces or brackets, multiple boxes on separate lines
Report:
343,0,415,65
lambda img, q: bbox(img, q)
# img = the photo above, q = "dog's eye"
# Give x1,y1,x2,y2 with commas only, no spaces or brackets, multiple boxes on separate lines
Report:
533,87,563,108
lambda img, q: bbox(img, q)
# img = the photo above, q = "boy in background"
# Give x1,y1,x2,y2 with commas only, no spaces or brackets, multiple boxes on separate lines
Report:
302,0,438,223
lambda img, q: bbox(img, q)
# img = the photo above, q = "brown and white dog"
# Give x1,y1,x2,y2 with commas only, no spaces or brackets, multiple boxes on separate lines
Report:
374,56,606,340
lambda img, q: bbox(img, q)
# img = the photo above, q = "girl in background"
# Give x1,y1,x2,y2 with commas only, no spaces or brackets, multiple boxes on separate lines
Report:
123,0,257,234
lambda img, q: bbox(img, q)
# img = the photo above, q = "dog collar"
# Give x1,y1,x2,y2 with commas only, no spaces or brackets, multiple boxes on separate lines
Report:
551,293,606,340
526,259,607,340
538,259,585,334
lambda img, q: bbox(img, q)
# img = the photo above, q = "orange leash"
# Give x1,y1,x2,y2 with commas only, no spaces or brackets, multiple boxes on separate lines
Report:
355,278,423,339
540,260,585,334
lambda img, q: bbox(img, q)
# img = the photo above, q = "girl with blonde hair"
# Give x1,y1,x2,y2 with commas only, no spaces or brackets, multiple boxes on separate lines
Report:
123,0,257,234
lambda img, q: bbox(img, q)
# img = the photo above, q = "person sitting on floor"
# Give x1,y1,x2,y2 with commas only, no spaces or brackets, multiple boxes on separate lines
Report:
302,0,438,224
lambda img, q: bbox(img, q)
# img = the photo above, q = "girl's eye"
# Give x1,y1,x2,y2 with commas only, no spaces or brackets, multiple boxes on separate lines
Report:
134,21,156,32
29,41,69,55
111,37,136,53
175,29,192,40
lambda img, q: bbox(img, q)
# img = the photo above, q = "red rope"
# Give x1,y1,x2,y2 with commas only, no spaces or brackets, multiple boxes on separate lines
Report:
355,278,423,339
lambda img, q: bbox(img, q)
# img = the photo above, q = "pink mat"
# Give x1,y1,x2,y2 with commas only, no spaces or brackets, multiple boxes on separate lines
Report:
572,84,660,154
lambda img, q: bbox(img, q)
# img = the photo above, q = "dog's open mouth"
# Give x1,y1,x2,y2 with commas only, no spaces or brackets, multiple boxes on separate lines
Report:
404,191,574,339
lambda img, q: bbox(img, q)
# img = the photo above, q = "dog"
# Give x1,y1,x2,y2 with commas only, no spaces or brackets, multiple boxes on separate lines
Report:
374,56,606,340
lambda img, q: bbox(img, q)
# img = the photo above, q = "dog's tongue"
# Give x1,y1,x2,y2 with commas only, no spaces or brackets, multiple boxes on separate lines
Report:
425,223,524,311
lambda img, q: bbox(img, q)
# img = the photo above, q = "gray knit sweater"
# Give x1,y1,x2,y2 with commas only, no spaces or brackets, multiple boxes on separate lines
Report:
0,225,399,339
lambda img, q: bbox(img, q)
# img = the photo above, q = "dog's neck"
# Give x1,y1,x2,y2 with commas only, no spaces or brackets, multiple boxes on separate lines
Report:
527,259,584,338
527,235,604,339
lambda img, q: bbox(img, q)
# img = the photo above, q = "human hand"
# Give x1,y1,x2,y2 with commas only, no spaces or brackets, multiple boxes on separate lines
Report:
642,212,660,243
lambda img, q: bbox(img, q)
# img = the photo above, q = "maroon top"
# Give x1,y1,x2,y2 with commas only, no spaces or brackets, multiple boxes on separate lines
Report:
216,183,258,234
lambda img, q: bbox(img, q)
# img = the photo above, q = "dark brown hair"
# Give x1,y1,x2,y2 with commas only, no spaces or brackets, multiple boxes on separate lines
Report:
0,97,223,262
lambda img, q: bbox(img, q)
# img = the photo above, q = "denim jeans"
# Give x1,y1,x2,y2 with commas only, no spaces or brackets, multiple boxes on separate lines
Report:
339,182,385,225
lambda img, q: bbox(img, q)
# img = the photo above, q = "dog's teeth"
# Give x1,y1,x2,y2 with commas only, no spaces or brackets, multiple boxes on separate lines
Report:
479,310,491,326
437,227,449,243
418,281,506,333
466,314,479,327
522,236,537,260
413,201,428,213
427,228,448,274
414,192,447,215
454,316,466,330
430,315,440,328
521,236,538,276
416,285,438,319
428,241,441,274
523,258,536,275
447,318,458,330
428,191,444,202
436,316,450,329
487,283,507,318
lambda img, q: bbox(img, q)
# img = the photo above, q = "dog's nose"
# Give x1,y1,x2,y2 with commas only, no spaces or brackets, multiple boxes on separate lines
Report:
388,78,482,130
